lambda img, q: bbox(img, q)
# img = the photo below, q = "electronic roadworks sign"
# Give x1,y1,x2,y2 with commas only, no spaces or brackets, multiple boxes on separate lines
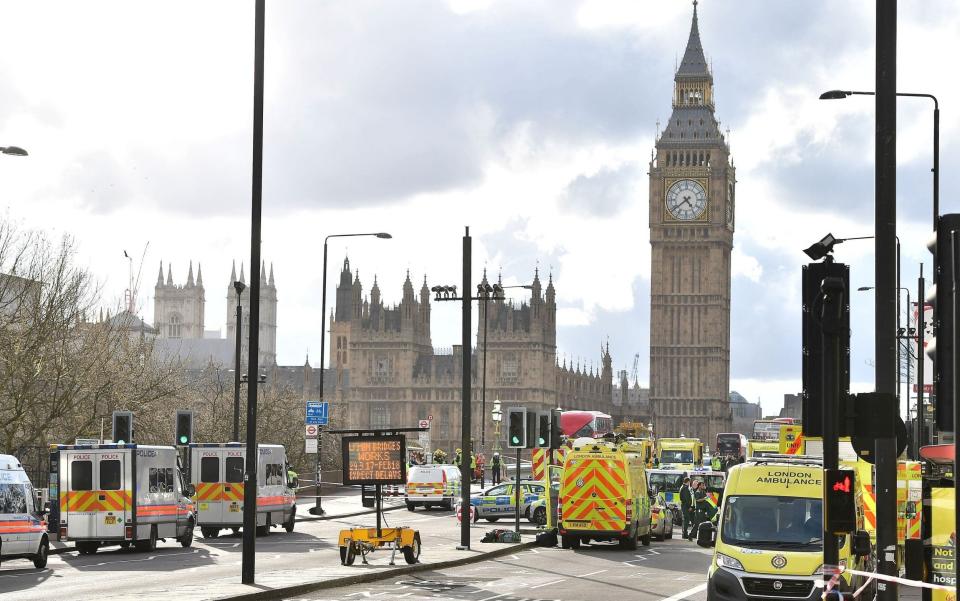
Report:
341,435,406,485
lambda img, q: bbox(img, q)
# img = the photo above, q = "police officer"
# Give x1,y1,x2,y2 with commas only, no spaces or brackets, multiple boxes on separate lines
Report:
286,463,299,489
693,480,710,534
453,448,462,467
711,454,722,472
470,452,478,483
679,476,694,540
491,452,502,485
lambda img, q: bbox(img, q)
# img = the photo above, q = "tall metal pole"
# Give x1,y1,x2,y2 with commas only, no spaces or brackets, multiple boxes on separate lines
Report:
233,286,244,442
241,0,265,585
917,267,925,456
311,240,329,516
933,104,939,230
953,233,960,598
875,1,898,597
820,275,844,574
897,242,902,416
480,294,489,488
459,227,472,550
905,288,911,448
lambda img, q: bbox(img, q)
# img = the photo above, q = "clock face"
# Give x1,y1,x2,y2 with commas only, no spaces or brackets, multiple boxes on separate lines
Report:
665,179,707,221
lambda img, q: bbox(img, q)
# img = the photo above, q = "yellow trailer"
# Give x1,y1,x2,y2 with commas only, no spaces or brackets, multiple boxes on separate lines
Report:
338,526,421,566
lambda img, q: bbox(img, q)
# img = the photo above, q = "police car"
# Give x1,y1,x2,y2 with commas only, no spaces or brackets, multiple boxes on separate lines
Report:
469,480,545,523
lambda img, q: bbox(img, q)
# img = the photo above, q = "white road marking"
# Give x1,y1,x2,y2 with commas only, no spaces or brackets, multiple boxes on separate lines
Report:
479,594,509,601
577,569,608,577
661,583,708,601
530,579,566,589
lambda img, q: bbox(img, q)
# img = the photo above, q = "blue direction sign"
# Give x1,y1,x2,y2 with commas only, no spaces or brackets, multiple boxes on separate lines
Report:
306,401,329,426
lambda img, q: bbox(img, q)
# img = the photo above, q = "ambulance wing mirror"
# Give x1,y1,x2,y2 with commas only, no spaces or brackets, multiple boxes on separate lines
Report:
184,483,196,498
851,530,871,557
696,522,716,548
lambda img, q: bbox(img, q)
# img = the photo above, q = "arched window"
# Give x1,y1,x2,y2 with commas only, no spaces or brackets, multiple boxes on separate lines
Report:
168,313,182,338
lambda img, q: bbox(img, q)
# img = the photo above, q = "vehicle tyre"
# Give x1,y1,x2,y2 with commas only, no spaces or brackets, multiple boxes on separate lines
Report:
485,517,499,523
524,507,531,520
201,527,218,539
402,534,421,565
472,508,479,523
444,499,454,510
406,501,416,512
345,543,357,566
533,506,546,525
77,541,98,555
666,527,673,540
339,545,347,565
568,535,581,550
33,538,49,569
620,529,638,551
425,503,433,510
284,512,295,533
231,528,240,536
135,527,158,552
641,532,651,547
180,521,194,548
256,525,270,537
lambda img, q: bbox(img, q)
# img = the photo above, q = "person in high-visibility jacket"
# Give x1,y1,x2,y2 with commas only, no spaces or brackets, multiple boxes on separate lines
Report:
470,453,477,482
711,455,722,472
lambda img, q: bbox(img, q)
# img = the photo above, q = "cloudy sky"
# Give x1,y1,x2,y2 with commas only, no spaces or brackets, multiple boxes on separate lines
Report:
2,0,959,417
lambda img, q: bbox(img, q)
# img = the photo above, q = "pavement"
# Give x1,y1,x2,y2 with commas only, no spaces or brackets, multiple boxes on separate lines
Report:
0,485,534,601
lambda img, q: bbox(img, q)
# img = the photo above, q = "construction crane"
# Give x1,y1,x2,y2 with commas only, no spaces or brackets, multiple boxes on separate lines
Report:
630,353,639,385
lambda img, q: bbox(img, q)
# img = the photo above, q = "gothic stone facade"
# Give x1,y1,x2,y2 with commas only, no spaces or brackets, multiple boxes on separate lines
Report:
329,259,617,454
648,4,733,443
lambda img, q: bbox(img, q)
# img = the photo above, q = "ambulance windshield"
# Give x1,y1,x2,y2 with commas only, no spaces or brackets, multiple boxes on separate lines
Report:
702,475,725,492
0,484,28,514
721,495,822,549
660,450,693,464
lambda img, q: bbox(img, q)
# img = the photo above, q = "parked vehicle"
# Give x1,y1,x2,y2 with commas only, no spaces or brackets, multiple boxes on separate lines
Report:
655,438,703,471
647,468,686,526
649,490,674,541
559,438,652,550
50,443,195,554
0,454,49,568
405,464,461,511
469,480,545,522
189,443,295,538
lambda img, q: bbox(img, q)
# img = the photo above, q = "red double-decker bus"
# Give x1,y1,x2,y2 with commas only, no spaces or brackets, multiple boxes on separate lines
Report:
559,411,613,439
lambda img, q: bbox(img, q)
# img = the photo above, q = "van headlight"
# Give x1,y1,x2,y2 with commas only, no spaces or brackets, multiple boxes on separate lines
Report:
813,560,845,576
717,553,745,571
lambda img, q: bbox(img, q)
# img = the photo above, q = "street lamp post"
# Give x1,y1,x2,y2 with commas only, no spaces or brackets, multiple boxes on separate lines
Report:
233,280,246,442
309,231,391,517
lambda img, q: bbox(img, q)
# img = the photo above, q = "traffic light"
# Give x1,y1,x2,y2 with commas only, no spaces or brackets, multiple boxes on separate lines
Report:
507,407,526,448
825,468,857,533
801,260,850,437
525,410,538,449
112,411,133,444
536,411,550,448
549,409,562,450
175,410,194,446
927,214,960,432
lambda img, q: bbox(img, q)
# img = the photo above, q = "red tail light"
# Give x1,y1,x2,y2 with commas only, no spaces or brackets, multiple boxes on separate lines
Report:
442,471,447,484
59,525,67,540
125,526,133,540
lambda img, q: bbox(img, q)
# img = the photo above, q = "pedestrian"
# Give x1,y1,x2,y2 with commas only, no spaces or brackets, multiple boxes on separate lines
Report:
693,481,709,536
453,448,462,467
711,454,722,472
679,476,694,540
470,452,478,482
491,452,502,484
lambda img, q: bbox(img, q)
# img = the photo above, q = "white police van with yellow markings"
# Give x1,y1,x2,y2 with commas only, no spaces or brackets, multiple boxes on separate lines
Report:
0,455,48,568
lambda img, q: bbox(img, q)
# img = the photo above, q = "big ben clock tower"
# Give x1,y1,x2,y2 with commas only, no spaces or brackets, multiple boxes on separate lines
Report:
649,1,734,443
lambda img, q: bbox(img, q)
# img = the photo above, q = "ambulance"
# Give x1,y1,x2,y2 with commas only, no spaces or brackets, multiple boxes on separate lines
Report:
49,443,195,554
746,440,779,459
405,464,461,511
0,455,48,568
699,456,873,600
189,443,296,538
656,437,703,471
559,437,652,550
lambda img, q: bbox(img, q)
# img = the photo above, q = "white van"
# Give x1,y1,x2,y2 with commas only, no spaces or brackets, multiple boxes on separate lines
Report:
50,444,195,554
405,464,461,511
0,455,48,568
189,443,296,538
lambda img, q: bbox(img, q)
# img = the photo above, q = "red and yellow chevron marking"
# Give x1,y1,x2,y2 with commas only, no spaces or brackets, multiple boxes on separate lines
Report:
561,457,628,530
222,483,244,502
707,492,719,506
862,484,877,531
532,449,546,482
195,482,223,502
785,434,804,455
60,490,132,512
552,447,567,466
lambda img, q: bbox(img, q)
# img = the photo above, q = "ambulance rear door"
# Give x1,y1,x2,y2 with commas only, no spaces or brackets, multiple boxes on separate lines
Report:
94,450,128,539
196,450,224,524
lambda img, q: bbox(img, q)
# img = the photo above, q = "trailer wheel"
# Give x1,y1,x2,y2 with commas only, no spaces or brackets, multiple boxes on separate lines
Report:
32,537,49,569
343,542,357,565
402,534,421,565
406,501,415,511
135,526,157,552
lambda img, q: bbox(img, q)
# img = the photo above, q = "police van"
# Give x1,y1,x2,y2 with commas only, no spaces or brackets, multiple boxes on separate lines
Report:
405,464,461,511
189,443,296,538
0,455,48,568
698,456,873,600
49,444,195,554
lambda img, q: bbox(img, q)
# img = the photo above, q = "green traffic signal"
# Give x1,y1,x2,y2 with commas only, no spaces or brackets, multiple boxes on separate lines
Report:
179,435,188,444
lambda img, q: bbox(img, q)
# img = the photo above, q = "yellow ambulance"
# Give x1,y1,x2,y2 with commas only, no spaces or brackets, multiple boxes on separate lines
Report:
558,437,652,550
698,456,873,600
656,437,703,471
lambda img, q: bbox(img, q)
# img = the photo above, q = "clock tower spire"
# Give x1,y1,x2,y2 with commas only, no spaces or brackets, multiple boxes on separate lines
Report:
648,2,734,443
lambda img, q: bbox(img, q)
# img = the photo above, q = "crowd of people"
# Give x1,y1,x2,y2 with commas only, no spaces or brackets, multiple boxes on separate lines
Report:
410,448,506,485
678,476,718,540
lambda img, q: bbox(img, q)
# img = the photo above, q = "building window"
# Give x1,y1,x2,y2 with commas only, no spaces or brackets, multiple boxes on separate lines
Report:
370,405,390,429
168,313,182,338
